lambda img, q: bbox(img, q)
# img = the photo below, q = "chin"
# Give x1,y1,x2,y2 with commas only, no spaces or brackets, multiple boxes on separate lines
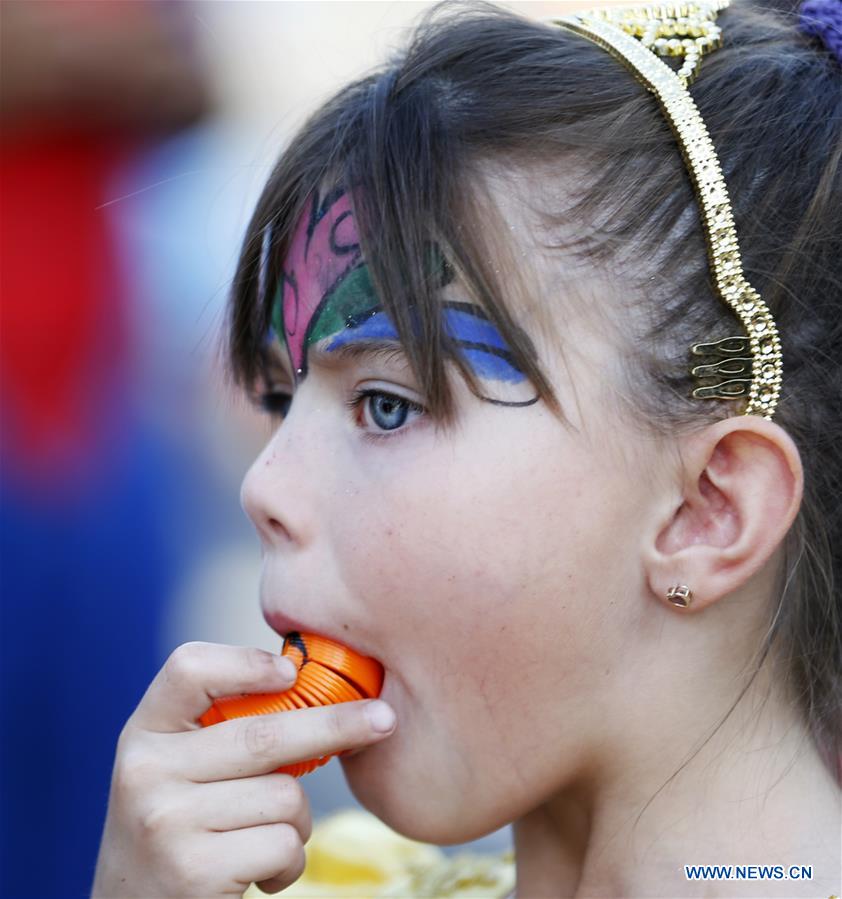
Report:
339,742,401,827
336,678,496,845
339,741,487,847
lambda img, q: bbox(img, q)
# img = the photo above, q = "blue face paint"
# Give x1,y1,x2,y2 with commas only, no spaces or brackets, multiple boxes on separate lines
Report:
440,303,527,384
324,309,401,348
325,301,528,385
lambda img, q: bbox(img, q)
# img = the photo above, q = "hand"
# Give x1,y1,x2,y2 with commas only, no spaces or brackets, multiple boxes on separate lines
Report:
91,641,397,897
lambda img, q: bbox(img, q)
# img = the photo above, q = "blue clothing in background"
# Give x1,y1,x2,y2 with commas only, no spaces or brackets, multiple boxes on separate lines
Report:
0,418,182,898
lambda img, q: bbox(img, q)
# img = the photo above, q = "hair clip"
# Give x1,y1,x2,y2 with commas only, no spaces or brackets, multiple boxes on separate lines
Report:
548,2,783,420
798,0,842,67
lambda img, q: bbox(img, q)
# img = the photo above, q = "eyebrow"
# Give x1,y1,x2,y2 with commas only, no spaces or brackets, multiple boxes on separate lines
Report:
264,338,411,382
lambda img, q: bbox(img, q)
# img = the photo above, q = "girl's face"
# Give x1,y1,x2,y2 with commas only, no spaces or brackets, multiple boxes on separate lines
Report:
240,185,659,844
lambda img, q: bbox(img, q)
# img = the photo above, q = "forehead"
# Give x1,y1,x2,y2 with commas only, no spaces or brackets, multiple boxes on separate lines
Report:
267,200,536,414
267,173,614,395
270,186,473,370
481,163,629,343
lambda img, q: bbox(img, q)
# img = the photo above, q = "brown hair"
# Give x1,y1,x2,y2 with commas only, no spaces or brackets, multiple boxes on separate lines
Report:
228,0,842,783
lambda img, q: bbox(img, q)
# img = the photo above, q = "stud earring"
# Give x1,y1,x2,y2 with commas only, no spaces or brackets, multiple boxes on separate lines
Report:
667,585,693,608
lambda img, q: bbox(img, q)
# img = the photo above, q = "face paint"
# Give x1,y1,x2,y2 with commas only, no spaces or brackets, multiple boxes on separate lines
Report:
270,185,369,377
439,303,528,385
270,187,536,404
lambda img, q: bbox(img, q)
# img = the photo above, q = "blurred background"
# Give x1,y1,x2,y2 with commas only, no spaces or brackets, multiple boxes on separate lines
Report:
0,2,626,896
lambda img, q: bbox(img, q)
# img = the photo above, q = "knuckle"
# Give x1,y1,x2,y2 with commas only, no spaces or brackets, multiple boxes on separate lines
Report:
115,720,140,755
274,822,302,858
287,844,307,882
138,798,178,836
113,748,159,799
163,641,209,686
134,784,187,839
243,716,282,760
255,850,305,895
168,855,206,896
301,808,313,843
164,837,216,893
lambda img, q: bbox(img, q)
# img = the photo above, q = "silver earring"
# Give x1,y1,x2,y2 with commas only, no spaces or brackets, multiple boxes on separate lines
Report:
667,585,693,608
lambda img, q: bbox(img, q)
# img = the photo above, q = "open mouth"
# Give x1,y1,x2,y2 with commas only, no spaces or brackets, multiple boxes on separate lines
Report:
264,609,380,662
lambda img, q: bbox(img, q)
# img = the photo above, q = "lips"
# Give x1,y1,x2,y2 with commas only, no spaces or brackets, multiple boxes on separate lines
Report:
262,607,378,663
263,609,314,641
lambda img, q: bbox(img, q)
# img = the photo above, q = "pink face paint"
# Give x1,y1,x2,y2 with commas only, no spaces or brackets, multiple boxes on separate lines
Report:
275,187,362,375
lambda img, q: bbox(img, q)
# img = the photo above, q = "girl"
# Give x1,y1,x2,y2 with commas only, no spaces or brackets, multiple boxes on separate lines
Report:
93,0,842,896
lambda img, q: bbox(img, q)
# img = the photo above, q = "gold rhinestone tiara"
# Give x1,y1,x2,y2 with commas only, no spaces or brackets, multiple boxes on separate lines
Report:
548,1,782,420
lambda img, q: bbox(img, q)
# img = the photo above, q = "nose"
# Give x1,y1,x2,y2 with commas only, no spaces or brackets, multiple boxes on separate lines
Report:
240,428,309,549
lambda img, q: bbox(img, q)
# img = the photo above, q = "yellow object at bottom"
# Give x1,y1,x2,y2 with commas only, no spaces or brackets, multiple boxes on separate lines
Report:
243,808,514,899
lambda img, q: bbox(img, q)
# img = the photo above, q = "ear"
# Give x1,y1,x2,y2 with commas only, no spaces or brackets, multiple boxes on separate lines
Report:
643,416,804,613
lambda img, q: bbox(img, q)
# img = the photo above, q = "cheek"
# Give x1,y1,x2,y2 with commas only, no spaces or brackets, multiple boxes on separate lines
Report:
332,430,644,836
329,461,484,644
327,438,614,708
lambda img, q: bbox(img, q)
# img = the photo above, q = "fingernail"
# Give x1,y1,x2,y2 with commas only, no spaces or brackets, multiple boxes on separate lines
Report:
365,700,396,733
276,657,298,681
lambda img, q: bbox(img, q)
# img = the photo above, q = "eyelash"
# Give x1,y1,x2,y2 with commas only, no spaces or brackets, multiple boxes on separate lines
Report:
345,388,426,442
257,390,292,419
255,387,426,442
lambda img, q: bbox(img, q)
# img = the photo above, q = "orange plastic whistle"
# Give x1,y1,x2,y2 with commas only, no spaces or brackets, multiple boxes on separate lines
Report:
198,633,384,777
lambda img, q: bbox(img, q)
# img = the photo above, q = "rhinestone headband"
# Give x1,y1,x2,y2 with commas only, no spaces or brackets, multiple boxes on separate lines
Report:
548,1,782,420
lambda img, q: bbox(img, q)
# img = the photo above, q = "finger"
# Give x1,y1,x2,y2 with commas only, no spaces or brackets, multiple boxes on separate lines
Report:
178,698,396,783
130,642,298,733
208,823,306,893
197,773,312,841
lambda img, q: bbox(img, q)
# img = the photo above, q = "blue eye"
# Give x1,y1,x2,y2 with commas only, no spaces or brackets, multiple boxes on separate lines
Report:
348,389,425,434
253,386,425,438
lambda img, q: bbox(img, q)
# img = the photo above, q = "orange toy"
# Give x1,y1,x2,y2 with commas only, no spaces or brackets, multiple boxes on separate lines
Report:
198,633,384,777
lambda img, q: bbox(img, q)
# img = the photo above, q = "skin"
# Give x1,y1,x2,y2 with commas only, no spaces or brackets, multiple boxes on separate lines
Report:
241,175,842,897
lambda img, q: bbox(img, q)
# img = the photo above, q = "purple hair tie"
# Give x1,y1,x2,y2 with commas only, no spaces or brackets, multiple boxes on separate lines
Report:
798,0,842,66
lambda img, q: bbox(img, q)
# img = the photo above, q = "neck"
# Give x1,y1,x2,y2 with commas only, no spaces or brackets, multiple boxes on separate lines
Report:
512,674,841,898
